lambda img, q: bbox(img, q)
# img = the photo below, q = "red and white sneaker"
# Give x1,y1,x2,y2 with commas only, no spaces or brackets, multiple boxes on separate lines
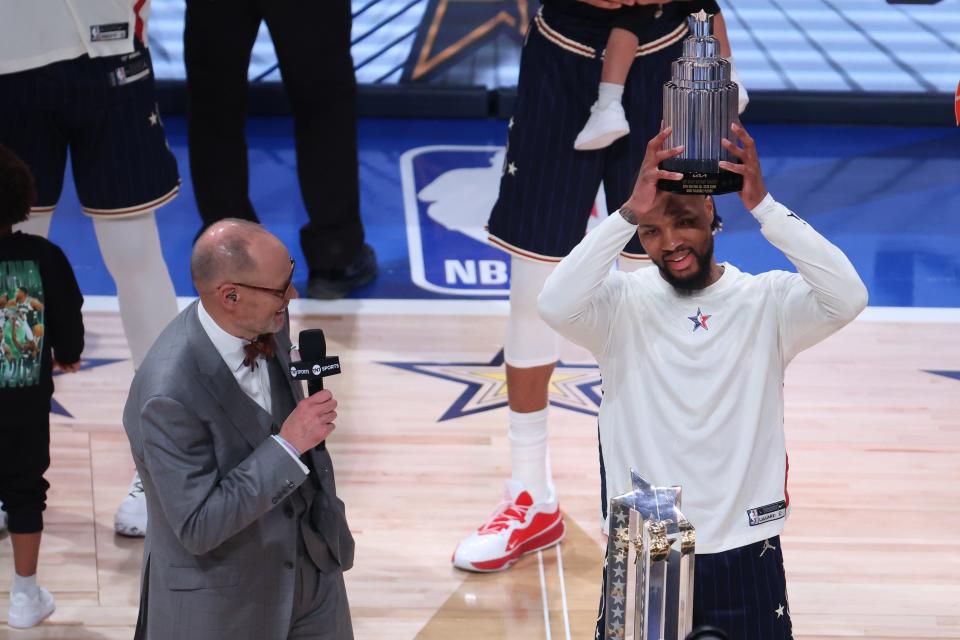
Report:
452,480,565,572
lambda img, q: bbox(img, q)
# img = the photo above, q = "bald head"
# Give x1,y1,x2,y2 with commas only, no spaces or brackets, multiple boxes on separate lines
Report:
191,219,283,291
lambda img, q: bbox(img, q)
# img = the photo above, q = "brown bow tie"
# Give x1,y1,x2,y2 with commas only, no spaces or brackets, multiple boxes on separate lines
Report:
242,333,276,371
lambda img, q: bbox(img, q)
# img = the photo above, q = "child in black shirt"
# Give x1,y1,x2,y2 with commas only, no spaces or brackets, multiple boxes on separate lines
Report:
0,144,84,628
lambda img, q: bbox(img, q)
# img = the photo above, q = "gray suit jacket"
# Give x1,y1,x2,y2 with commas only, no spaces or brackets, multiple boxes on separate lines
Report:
123,301,354,640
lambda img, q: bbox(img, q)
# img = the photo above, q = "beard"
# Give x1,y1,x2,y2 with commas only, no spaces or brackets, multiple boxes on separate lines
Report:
655,235,715,293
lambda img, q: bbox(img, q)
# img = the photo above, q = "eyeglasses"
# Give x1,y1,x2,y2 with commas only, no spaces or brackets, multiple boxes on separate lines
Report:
231,258,295,299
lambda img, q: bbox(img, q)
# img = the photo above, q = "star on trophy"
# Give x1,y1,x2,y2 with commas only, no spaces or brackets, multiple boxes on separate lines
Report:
657,10,743,196
601,470,696,640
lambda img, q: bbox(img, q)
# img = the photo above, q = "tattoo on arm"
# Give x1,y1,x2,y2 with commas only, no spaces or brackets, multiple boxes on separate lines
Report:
619,207,639,225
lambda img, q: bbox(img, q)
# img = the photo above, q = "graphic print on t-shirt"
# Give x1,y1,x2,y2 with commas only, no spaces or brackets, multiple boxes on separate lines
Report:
1,260,45,388
687,307,711,331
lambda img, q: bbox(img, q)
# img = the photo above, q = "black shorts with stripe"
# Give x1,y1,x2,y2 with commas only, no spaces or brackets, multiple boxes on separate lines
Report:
0,42,179,217
593,536,794,640
487,8,685,262
596,433,793,639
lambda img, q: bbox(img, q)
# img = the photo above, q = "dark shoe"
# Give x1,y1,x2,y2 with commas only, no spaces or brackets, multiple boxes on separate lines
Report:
306,243,378,299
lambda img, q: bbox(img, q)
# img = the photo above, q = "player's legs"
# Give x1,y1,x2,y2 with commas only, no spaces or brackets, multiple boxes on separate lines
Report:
452,258,566,572
63,46,180,537
93,210,176,538
91,212,177,369
184,0,262,229
66,45,180,371
504,256,560,501
575,27,639,151
463,9,609,573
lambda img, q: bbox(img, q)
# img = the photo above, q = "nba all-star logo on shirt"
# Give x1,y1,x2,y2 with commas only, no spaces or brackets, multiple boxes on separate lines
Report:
688,307,711,331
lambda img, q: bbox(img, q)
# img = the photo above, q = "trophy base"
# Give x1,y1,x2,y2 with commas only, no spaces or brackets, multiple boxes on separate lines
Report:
656,159,743,196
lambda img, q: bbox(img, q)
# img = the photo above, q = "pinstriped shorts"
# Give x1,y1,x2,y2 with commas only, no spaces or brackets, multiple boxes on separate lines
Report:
486,8,684,262
0,43,180,218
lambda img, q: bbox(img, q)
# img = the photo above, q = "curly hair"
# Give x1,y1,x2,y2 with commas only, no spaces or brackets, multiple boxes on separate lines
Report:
0,144,37,228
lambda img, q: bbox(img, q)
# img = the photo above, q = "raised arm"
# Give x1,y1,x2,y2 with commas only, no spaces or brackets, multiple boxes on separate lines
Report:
720,124,868,361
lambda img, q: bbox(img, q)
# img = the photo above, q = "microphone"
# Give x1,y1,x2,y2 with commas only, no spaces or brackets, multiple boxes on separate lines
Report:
290,329,342,396
299,329,328,396
290,329,342,452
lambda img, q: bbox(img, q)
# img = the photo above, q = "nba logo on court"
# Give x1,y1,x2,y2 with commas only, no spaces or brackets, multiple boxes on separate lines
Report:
400,145,608,296
400,145,511,296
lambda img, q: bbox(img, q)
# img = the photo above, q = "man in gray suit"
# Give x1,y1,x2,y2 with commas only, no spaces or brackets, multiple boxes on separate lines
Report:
123,219,354,639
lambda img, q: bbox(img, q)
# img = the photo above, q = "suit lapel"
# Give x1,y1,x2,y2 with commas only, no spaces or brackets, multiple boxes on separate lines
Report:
186,301,270,451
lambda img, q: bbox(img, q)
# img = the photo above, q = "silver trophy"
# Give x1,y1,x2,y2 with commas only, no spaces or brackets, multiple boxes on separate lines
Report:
601,470,695,640
658,10,742,195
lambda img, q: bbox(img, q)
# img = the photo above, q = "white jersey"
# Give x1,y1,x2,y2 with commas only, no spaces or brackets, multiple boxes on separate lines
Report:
0,0,151,75
538,194,867,553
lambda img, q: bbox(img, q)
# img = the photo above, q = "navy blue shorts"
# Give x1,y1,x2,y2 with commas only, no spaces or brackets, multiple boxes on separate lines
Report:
594,537,794,640
596,431,793,638
0,44,179,217
487,8,685,262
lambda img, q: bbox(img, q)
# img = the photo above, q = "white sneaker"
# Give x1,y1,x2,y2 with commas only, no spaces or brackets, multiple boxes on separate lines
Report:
574,101,630,150
0,501,7,532
7,587,55,628
114,472,147,537
452,480,565,572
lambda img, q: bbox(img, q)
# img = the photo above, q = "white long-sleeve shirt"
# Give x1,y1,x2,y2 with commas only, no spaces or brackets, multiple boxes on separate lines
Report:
538,194,867,553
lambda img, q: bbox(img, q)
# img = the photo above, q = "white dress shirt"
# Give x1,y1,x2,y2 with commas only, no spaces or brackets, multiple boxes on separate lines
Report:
197,301,308,474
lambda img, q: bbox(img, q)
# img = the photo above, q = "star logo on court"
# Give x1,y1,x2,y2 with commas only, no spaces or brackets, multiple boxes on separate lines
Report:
381,349,601,421
51,358,127,418
688,307,711,331
926,370,960,383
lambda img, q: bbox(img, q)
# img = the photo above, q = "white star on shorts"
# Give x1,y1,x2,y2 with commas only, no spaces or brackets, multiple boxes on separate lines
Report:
775,603,786,618
506,162,518,176
148,112,159,126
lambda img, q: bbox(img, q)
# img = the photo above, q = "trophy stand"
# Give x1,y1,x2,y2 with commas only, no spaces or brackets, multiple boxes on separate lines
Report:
658,10,743,195
602,470,696,640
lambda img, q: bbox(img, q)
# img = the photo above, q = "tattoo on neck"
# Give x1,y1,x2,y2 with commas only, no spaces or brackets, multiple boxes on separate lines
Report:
619,207,638,225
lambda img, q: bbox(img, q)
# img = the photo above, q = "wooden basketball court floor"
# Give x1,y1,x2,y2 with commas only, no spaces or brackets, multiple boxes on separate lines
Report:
1,305,959,640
